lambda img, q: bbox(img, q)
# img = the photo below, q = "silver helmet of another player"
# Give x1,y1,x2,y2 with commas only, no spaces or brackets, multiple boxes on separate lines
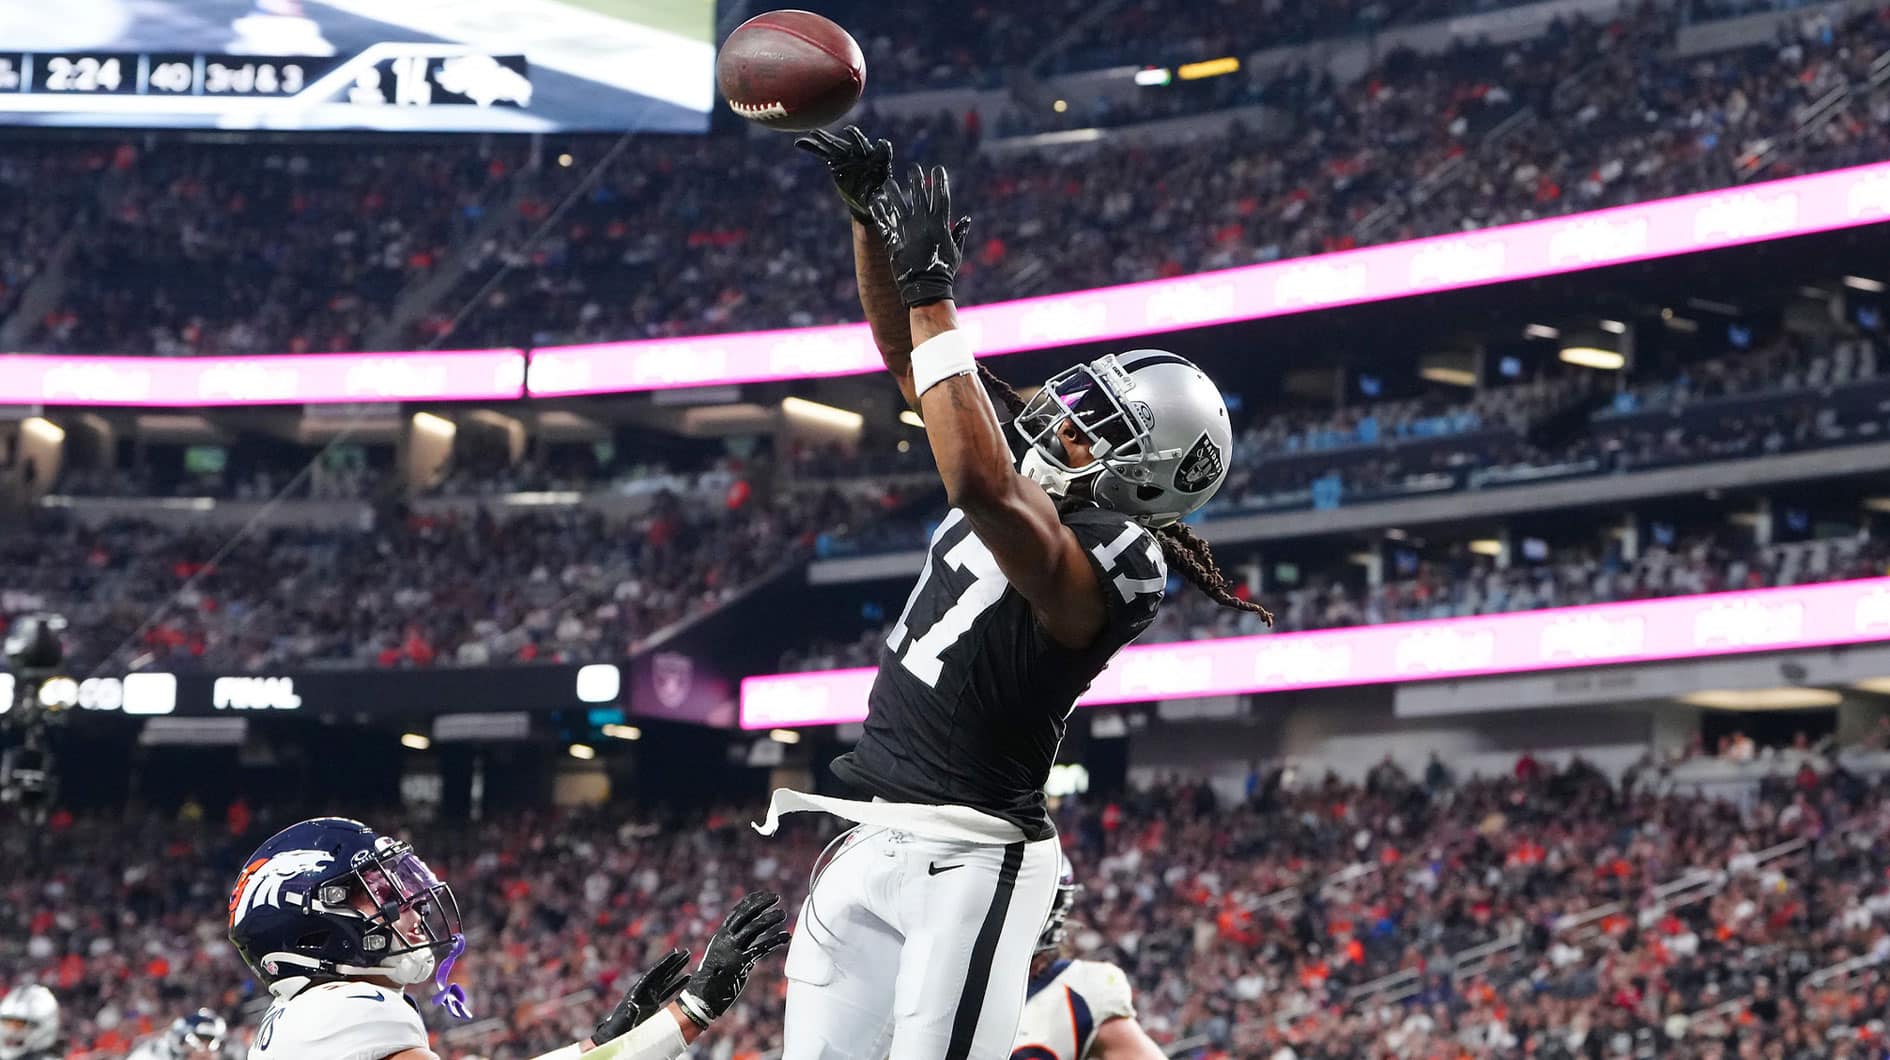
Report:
1036,852,1080,954
0,985,59,1059
1016,350,1231,527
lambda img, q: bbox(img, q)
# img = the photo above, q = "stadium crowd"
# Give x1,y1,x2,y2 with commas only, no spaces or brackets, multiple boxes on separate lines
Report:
29,143,521,359
2,478,907,674
15,315,1885,675
2,3,1886,355
5,757,1888,1058
418,1,1890,348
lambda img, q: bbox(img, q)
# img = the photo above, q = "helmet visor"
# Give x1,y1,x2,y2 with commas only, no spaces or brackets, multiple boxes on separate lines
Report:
353,844,462,950
1016,358,1151,470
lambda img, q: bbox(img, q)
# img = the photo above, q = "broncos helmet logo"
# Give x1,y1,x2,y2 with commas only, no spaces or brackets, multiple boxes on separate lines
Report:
228,849,333,928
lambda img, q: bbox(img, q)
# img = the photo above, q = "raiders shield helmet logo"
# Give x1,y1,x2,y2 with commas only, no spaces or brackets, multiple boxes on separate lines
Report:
1173,433,1225,493
652,653,694,710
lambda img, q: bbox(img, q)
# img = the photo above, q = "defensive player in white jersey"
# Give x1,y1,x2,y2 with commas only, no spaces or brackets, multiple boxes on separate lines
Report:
0,985,60,1060
227,817,788,1060
127,1009,227,1060
1010,859,1164,1060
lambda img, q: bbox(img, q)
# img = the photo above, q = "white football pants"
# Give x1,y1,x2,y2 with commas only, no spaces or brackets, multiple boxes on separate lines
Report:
781,826,1061,1060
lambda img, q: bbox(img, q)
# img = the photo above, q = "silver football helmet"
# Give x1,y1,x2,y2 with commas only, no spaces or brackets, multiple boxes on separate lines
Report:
0,985,58,1059
1015,349,1231,527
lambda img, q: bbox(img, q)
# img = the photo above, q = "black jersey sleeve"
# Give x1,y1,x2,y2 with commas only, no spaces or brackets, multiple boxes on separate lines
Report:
1062,506,1168,651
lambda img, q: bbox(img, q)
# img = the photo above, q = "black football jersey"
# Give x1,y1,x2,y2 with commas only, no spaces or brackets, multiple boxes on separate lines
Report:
830,500,1169,840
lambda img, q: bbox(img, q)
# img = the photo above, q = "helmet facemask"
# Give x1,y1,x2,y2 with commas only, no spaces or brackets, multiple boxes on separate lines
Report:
1017,350,1231,527
308,840,471,1016
1017,356,1174,497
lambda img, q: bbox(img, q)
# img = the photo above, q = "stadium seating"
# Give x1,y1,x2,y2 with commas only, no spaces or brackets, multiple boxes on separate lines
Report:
7,479,909,673
3,3,1887,355
10,761,1889,1058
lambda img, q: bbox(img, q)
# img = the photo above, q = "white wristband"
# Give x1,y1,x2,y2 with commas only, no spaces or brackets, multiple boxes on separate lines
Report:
539,1009,690,1060
910,329,977,397
590,1009,690,1060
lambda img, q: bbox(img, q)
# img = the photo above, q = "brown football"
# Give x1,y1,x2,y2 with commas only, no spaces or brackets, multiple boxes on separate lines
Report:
716,10,865,131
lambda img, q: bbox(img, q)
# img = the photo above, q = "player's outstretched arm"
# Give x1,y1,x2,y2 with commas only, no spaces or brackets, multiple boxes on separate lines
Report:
535,893,790,1060
1092,1017,1167,1060
869,166,1107,650
796,127,918,408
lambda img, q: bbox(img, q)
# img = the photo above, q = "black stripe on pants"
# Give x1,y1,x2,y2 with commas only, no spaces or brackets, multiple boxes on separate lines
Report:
943,841,1026,1060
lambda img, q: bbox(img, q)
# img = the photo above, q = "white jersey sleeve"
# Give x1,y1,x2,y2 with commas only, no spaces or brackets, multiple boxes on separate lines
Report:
1063,960,1136,1026
126,1040,171,1060
250,982,429,1060
1012,960,1138,1060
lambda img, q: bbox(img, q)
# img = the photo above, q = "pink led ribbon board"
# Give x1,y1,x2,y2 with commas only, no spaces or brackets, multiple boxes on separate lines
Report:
740,577,1890,728
0,350,526,406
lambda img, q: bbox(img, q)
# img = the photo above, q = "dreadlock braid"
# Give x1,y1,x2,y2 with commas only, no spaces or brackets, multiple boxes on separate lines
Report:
978,362,1028,420
1155,522,1275,626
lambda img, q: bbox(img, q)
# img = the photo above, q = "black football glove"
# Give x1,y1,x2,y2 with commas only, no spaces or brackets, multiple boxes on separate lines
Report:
675,891,792,1029
794,125,893,223
592,949,691,1046
868,164,972,308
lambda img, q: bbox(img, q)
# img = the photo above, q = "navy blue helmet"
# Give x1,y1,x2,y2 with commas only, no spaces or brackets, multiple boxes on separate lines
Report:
164,1009,226,1055
227,817,470,1016
1035,851,1079,954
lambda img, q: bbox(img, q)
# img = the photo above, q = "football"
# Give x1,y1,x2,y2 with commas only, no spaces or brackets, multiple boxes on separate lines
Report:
716,10,866,131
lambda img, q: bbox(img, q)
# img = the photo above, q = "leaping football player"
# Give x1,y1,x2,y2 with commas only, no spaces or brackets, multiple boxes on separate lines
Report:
755,130,1271,1060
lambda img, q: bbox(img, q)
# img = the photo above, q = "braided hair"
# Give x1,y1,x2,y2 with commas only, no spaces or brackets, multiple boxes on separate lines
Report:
1154,521,1274,626
978,362,1027,419
977,363,1274,626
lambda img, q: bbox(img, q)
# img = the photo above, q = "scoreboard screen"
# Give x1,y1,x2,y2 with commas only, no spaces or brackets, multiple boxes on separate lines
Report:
0,0,714,133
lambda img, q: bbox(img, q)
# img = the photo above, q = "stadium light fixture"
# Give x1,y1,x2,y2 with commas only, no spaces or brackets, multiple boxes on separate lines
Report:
1863,497,1890,513
1134,68,1173,87
1177,56,1240,80
557,153,574,168
769,728,802,745
568,743,597,760
1559,346,1625,370
1419,365,1476,387
1848,677,1890,695
899,410,925,429
782,396,864,431
1052,99,1068,113
1598,319,1628,334
1523,323,1561,340
1843,275,1886,292
37,676,78,709
602,724,642,741
1678,688,1841,710
21,417,64,444
411,411,456,437
400,733,431,751
574,663,621,704
1467,539,1503,557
